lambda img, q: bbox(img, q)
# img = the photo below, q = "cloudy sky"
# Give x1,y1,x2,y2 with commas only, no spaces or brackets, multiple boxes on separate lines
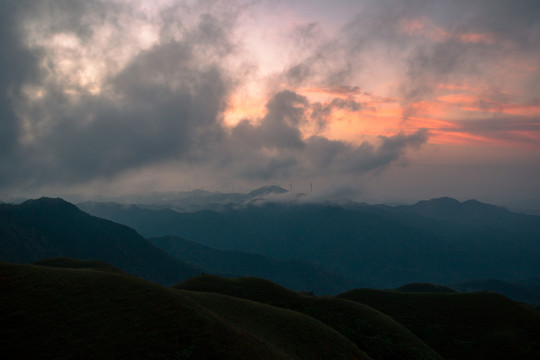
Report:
1,0,539,208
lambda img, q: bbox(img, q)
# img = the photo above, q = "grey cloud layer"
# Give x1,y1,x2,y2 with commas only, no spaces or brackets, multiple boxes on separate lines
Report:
285,0,540,106
0,0,432,195
219,90,427,182
1,1,234,189
10,0,539,197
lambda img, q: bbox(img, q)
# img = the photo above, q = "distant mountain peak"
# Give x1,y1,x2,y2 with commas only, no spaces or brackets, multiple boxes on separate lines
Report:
415,197,461,207
25,196,71,204
248,185,289,197
396,196,518,226
20,197,81,213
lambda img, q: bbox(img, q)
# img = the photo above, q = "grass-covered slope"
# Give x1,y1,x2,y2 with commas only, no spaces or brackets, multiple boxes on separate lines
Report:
0,261,367,360
179,291,368,360
395,282,457,293
338,288,540,360
34,256,126,273
450,278,540,305
176,275,442,360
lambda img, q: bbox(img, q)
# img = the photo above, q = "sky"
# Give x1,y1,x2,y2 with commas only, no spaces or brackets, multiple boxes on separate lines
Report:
1,0,539,209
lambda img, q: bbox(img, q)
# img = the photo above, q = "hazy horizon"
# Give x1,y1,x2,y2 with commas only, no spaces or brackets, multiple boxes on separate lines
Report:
3,185,540,216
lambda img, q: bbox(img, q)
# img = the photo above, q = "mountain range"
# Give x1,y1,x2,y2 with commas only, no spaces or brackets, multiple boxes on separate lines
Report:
149,235,355,294
78,196,540,288
0,197,353,293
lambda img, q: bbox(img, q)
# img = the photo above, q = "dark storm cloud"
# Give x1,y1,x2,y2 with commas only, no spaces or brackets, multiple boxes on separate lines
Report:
0,1,235,190
221,90,308,180
2,0,425,192
24,0,109,39
30,37,228,184
228,90,307,153
0,0,100,187
259,90,308,150
310,97,362,131
13,0,529,196
0,1,41,187
304,129,428,176
218,90,428,182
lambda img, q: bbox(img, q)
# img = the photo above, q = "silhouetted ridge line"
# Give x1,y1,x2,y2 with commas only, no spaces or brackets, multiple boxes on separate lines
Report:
0,197,200,285
395,282,457,293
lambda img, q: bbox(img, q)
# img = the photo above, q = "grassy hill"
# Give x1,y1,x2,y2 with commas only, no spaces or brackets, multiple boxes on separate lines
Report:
395,282,457,293
0,198,200,285
34,256,126,273
150,235,356,294
179,291,366,359
338,288,540,360
176,275,442,360
450,278,540,305
0,260,368,360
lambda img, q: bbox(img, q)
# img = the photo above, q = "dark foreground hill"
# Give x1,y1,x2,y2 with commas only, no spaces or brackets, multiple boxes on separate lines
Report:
34,256,126,274
450,278,540,305
177,275,442,360
338,288,540,360
0,260,368,360
79,198,540,287
395,282,457,293
0,197,199,285
150,235,355,294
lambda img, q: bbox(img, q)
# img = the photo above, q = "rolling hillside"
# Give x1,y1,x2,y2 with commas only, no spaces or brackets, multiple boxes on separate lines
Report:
395,282,457,293
450,278,540,305
3,257,539,359
0,260,368,360
176,275,442,360
338,288,540,360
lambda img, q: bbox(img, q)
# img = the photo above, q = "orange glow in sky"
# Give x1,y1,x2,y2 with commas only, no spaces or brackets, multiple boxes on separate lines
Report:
224,84,540,150
6,0,540,202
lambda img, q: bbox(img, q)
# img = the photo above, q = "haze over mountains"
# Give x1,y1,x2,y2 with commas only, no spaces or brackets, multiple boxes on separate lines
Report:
78,190,540,289
0,196,353,293
3,190,540,296
150,235,355,294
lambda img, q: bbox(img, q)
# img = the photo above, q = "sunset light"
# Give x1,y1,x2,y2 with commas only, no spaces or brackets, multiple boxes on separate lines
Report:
0,0,538,206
